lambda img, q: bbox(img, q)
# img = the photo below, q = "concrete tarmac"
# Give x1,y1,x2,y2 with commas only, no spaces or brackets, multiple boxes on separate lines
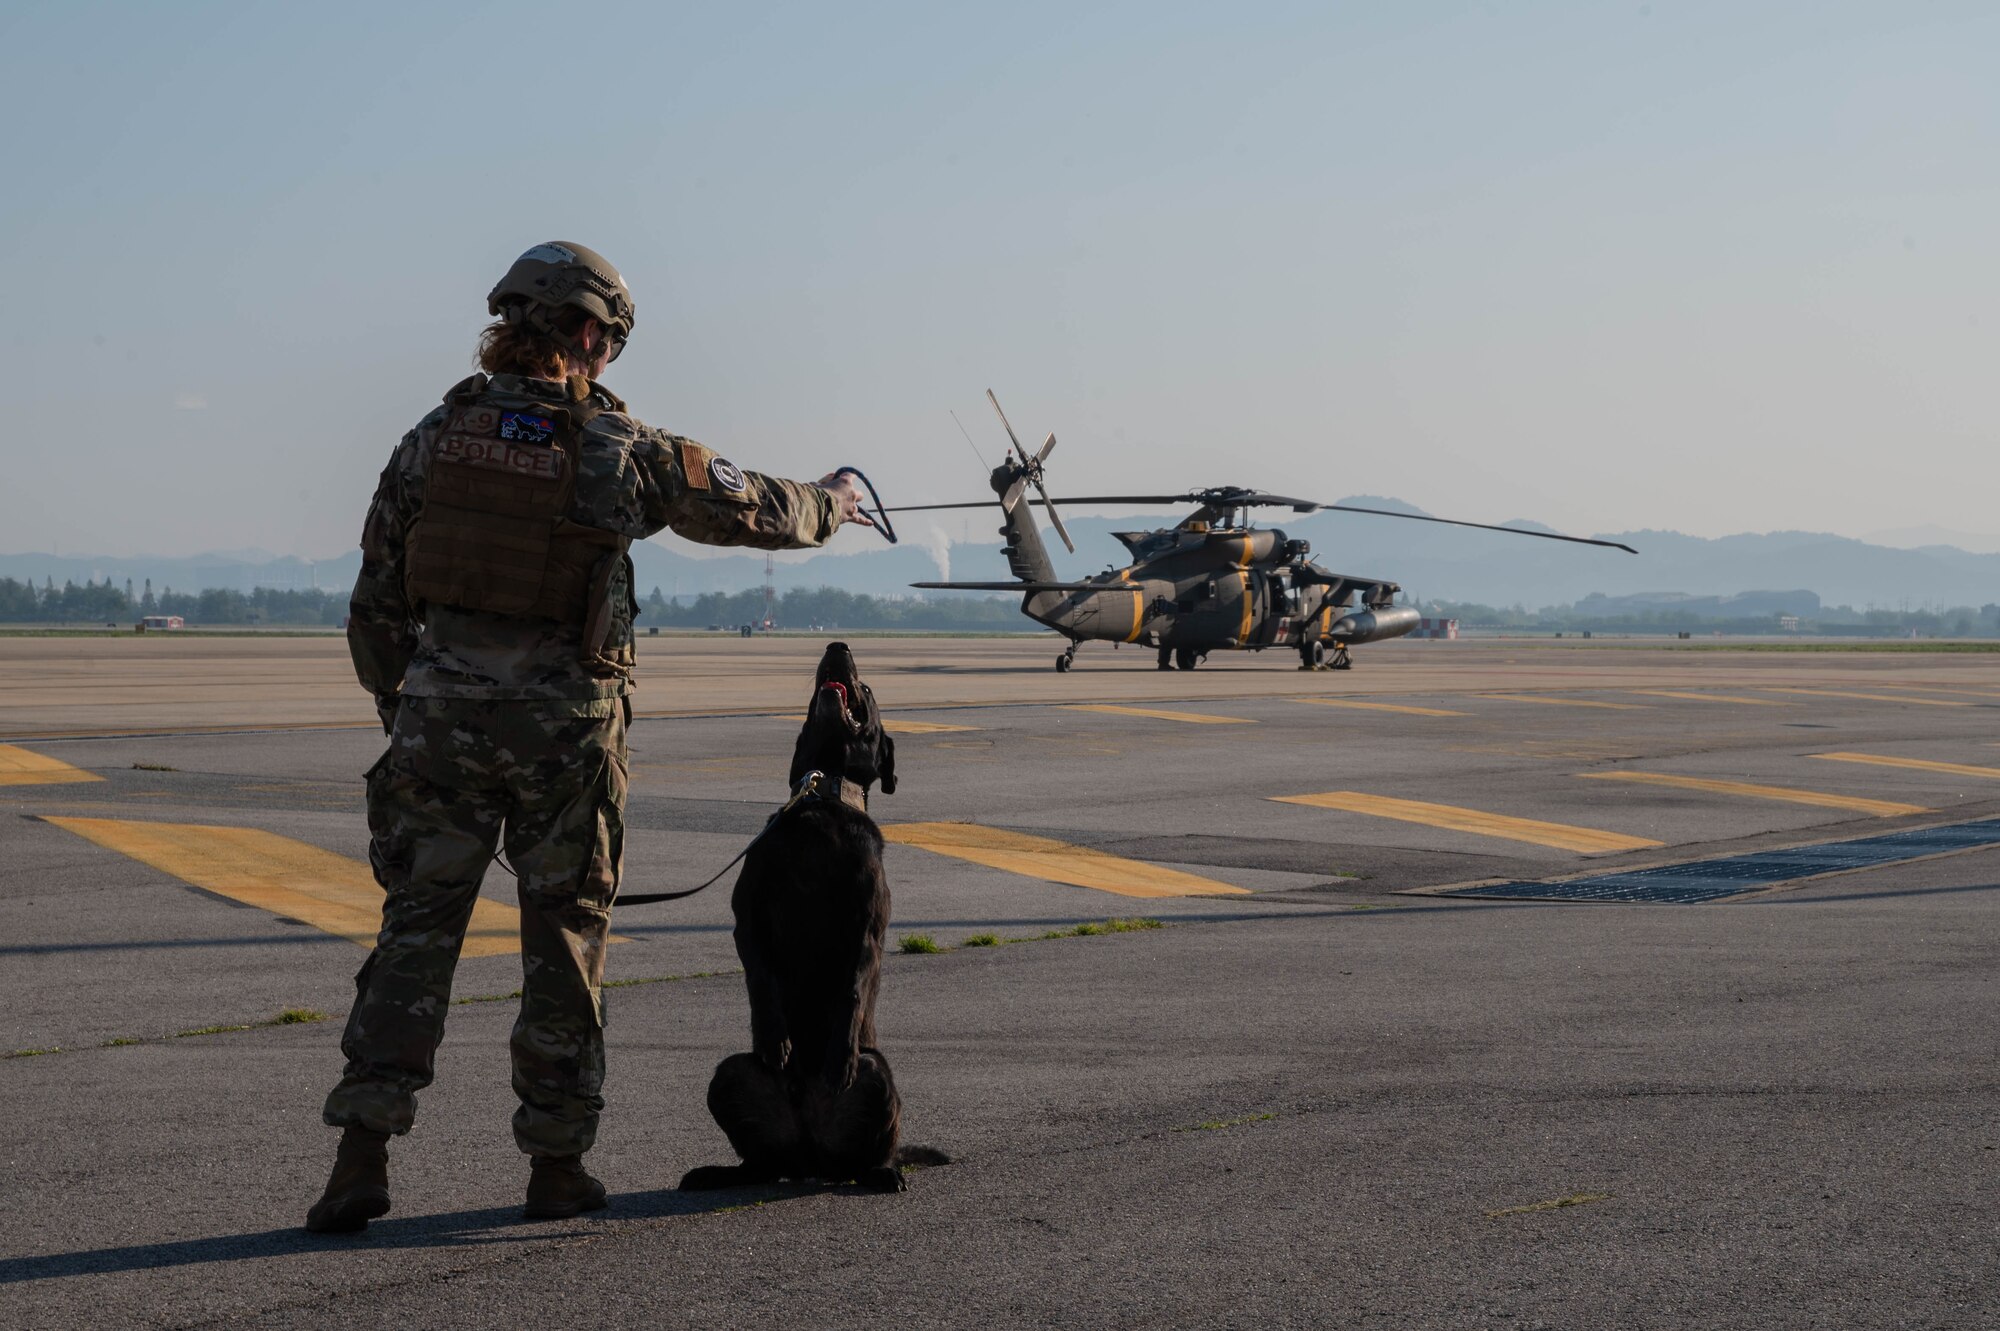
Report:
1,637,1996,1328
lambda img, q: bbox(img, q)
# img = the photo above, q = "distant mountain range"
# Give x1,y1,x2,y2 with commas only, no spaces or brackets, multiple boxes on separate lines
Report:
7,497,1996,611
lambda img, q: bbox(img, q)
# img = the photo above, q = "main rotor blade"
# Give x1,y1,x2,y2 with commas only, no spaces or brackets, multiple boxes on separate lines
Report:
986,389,1027,459
1034,431,1056,465
1035,478,1075,553
1319,503,1637,553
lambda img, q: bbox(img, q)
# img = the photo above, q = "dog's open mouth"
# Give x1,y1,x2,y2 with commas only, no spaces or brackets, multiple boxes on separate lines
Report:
818,679,862,732
813,643,868,734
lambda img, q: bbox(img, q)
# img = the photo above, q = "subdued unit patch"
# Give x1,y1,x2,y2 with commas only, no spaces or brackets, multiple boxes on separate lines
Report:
882,822,1247,898
0,744,104,787
1060,704,1255,725
39,816,539,955
1578,771,1928,817
1270,791,1662,855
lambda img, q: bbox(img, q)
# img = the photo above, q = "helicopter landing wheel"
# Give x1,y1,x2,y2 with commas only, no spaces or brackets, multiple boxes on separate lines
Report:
1156,646,1174,671
1301,639,1327,671
1175,647,1201,672
1055,644,1077,672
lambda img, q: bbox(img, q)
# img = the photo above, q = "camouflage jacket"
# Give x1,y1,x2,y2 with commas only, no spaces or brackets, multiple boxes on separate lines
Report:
349,373,841,702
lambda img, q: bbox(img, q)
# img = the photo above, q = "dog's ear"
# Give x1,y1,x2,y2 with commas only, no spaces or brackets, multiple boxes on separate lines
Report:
877,728,897,796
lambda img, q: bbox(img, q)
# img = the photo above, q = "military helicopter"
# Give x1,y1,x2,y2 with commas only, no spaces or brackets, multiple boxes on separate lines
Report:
890,392,1637,673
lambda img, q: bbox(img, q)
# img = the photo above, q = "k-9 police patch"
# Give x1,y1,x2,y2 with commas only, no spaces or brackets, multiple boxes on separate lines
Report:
709,457,748,493
499,412,556,444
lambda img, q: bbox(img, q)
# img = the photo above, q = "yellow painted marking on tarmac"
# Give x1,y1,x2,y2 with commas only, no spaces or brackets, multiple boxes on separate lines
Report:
1578,771,1927,817
776,716,978,734
1862,684,2000,701
1630,691,1794,707
0,744,104,786
1061,704,1255,725
1812,753,2000,780
1481,694,1650,711
881,822,1246,898
41,817,532,956
1762,688,1971,707
1293,698,1469,718
1270,791,1662,854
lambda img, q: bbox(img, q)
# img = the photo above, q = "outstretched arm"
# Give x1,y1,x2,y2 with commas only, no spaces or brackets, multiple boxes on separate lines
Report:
629,431,861,549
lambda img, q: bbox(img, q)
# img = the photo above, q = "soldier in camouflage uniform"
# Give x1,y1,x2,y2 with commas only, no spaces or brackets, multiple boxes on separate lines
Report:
307,242,869,1233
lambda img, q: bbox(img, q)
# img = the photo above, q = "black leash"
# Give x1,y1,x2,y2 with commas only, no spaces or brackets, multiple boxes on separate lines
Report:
613,769,831,906
834,466,897,544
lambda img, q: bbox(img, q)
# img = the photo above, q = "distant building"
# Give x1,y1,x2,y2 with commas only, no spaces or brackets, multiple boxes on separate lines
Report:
139,615,184,630
1410,617,1459,639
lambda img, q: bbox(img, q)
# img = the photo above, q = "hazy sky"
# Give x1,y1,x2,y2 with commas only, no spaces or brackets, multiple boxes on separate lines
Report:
3,1,1994,560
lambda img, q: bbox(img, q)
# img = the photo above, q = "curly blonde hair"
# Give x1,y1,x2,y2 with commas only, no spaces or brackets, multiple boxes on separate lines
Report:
475,315,592,397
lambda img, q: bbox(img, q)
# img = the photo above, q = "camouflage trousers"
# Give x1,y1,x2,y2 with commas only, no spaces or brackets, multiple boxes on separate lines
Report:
322,695,628,1157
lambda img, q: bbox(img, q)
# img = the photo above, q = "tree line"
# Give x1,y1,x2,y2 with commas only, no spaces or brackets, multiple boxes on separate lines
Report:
0,576,1029,632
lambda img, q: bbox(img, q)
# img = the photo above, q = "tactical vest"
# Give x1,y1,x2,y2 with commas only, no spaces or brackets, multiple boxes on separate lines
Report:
405,375,634,662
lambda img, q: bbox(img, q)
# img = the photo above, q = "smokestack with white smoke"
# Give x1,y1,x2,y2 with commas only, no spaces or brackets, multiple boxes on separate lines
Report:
917,525,950,585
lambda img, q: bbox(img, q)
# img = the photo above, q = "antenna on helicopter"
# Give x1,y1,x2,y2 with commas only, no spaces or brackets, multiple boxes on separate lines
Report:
986,389,1074,553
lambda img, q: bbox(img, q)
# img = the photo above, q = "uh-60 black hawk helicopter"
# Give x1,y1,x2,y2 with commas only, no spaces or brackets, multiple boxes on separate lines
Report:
888,391,1636,674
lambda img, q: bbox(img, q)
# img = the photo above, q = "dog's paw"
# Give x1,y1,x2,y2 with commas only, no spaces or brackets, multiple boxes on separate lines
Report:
678,1165,747,1191
855,1165,908,1193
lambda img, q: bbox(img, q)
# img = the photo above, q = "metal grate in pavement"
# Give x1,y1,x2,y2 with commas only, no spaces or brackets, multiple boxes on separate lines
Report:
1441,818,2000,904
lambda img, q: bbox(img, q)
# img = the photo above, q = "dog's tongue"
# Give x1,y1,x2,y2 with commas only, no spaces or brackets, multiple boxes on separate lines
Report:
820,681,850,716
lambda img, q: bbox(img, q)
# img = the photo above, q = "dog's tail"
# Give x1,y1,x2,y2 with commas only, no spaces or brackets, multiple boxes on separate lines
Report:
896,1145,951,1168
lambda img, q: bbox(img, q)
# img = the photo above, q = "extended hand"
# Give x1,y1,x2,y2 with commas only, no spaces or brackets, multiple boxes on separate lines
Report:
816,472,876,528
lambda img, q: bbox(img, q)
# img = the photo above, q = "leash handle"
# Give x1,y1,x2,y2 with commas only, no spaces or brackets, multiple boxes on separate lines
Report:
615,771,828,907
833,467,897,544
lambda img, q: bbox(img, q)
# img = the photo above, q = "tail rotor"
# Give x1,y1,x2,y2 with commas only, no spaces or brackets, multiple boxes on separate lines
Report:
985,390,1075,553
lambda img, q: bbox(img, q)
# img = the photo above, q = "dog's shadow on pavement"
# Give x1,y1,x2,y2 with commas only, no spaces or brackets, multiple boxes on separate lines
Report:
0,1189,751,1285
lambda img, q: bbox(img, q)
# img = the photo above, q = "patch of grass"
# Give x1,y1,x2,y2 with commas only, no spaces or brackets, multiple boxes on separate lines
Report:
101,1037,143,1048
454,988,523,1006
961,933,1002,948
1038,917,1163,940
130,762,178,772
176,1008,332,1040
1485,1191,1614,1219
1176,1111,1278,1133
898,934,944,955
4,1046,62,1059
604,969,736,991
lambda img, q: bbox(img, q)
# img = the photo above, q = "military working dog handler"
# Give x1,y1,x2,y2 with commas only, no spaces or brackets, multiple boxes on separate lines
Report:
308,242,871,1232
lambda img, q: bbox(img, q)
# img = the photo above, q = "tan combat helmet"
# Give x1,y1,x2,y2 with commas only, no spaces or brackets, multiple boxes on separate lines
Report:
487,241,636,364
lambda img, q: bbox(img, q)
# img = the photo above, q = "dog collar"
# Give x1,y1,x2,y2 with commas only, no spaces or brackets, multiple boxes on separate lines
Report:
796,768,870,814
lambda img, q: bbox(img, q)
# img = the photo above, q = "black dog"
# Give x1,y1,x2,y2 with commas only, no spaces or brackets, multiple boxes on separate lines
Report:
679,642,942,1193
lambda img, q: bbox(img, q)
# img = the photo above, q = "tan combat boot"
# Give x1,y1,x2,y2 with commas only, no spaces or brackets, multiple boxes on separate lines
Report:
304,1126,392,1234
523,1154,607,1219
